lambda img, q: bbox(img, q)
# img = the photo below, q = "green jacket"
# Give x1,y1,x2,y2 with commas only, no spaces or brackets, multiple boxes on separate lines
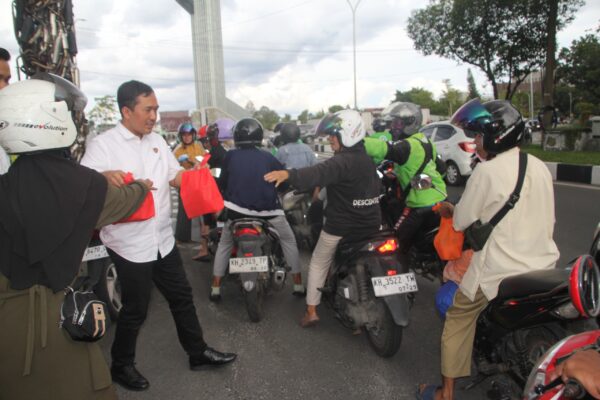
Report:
364,133,446,208
369,131,392,142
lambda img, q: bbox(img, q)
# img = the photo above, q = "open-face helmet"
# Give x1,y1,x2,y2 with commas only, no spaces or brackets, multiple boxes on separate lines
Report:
233,118,263,147
315,109,365,148
279,123,301,144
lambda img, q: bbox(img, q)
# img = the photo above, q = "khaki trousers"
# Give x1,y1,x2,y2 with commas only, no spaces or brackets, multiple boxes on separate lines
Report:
441,287,488,378
306,230,342,306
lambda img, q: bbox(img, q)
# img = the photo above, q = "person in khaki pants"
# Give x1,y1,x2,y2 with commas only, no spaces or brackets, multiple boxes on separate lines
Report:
417,99,559,400
265,110,382,327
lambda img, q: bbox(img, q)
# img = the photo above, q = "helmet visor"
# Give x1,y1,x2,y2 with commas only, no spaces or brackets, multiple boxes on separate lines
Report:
179,122,195,133
315,114,341,137
450,99,492,133
33,72,87,112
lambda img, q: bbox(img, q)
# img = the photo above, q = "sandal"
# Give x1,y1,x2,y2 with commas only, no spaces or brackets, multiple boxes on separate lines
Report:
299,312,319,328
415,384,441,400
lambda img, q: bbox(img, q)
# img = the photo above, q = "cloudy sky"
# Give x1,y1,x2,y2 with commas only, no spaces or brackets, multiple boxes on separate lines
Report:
1,0,598,118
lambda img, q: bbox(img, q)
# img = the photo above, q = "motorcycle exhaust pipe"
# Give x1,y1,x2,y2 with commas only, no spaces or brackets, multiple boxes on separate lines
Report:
273,268,286,284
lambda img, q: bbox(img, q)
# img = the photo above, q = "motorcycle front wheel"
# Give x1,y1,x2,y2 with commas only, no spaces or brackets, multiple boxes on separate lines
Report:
364,301,403,358
244,284,265,323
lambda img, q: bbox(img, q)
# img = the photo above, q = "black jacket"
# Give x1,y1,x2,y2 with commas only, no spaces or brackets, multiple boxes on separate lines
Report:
288,142,381,238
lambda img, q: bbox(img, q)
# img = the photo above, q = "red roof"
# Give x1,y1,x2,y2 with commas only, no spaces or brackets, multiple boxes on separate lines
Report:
159,111,190,133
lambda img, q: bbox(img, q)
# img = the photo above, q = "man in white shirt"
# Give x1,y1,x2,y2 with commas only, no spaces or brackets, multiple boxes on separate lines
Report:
417,99,559,400
81,80,236,392
0,47,13,174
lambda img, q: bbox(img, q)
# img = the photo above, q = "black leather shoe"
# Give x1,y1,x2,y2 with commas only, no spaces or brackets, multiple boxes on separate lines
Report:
111,365,150,391
189,347,237,370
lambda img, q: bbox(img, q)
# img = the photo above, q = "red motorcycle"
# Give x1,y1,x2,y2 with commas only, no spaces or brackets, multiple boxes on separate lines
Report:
523,329,600,399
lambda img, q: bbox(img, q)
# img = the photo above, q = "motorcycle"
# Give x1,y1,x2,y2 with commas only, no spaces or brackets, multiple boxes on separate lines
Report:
523,329,600,400
377,161,444,281
281,189,322,251
463,254,600,399
320,229,417,357
226,217,290,322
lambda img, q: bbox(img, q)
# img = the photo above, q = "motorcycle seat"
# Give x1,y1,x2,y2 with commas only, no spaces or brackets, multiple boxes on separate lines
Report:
496,267,569,300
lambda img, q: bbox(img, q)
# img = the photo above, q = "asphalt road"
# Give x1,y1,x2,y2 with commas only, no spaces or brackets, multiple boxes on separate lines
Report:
100,181,600,400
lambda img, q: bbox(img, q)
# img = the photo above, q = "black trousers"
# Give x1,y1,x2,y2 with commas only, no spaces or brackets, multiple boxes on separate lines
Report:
107,245,207,367
175,193,192,242
394,206,440,264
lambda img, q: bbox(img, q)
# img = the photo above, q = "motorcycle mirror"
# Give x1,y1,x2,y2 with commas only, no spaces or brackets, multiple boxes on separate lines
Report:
411,174,433,190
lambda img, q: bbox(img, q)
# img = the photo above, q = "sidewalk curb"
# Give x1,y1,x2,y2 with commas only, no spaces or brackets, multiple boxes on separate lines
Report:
545,162,600,186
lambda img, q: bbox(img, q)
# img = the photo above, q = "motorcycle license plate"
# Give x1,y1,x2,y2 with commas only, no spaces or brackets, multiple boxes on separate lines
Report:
229,256,269,274
371,272,418,297
82,245,109,262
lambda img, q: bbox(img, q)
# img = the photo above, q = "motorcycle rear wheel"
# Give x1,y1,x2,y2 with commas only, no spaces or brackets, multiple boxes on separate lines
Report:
244,285,265,323
364,301,403,358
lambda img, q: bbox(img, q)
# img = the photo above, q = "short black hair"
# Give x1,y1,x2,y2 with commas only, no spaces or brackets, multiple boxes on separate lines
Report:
0,48,10,62
117,80,154,116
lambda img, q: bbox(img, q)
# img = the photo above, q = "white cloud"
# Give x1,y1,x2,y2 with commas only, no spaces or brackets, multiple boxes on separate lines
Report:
1,0,598,119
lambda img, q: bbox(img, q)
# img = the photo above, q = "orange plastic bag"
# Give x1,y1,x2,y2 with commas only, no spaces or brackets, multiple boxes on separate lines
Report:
180,154,224,219
116,172,155,223
432,204,464,261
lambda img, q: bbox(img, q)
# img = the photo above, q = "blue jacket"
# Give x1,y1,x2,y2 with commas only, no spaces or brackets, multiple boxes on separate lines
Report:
221,147,285,215
276,142,317,169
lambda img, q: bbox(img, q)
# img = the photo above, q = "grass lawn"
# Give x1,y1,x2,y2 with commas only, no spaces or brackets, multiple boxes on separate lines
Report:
521,145,600,166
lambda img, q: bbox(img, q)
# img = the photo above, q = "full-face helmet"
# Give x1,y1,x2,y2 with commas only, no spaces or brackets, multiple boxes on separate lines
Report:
450,99,524,154
381,102,422,140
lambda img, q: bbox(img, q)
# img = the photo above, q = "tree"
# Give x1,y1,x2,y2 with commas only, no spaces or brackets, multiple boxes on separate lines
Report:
466,69,481,100
393,87,437,109
558,34,600,107
407,0,583,100
297,109,309,124
438,79,464,116
253,106,280,130
88,95,118,129
328,105,344,113
282,113,292,123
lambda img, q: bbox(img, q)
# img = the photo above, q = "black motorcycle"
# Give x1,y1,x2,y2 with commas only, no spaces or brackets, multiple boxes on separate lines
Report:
226,217,289,322
320,229,417,357
465,254,600,398
281,189,321,251
377,161,445,281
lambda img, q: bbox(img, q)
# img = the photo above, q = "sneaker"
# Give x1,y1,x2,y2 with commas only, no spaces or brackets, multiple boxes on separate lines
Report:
292,284,306,297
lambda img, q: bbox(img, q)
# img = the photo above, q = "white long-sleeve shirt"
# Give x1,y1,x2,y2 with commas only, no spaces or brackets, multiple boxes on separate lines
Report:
81,123,182,263
454,147,560,301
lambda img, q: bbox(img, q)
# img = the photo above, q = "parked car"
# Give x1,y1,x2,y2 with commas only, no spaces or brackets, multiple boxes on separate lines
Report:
420,121,476,186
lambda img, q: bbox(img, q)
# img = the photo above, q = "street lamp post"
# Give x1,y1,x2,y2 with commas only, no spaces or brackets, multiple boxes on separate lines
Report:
529,72,534,120
568,91,573,120
345,0,362,110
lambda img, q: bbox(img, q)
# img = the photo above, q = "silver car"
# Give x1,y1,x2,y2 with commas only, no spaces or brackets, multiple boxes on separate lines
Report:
420,121,477,186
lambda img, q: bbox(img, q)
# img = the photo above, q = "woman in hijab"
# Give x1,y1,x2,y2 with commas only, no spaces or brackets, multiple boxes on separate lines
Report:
0,74,152,400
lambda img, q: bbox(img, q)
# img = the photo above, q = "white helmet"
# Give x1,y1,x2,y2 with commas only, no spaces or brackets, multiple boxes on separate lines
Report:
315,109,365,148
0,73,87,154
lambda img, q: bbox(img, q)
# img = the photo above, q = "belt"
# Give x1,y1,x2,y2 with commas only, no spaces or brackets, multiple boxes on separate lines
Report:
0,285,49,376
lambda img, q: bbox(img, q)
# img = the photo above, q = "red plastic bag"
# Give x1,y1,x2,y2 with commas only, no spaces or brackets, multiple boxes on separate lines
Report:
180,154,224,219
432,204,464,261
116,172,155,223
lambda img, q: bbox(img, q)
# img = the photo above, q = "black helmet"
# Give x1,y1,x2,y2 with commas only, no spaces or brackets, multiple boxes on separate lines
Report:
273,122,284,133
177,122,196,141
371,118,387,133
233,118,263,147
450,99,524,154
280,123,301,144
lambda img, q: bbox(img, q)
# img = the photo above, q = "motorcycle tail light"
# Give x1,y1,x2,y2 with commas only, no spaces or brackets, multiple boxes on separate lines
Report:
387,269,397,276
244,252,254,257
377,239,398,254
458,141,476,153
234,227,260,237
568,254,600,318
